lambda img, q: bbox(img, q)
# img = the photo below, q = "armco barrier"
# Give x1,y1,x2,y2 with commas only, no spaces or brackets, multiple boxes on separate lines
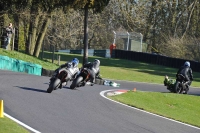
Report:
93,50,106,57
41,68,54,77
0,55,42,75
70,50,82,54
57,49,110,58
113,49,200,72
0,56,12,70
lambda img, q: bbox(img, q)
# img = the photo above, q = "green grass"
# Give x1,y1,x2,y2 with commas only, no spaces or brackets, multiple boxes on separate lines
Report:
0,117,30,133
108,91,200,127
0,48,200,132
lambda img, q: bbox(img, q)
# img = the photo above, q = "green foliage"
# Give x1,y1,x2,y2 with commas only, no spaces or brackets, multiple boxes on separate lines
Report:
92,0,110,13
71,0,110,12
18,26,26,51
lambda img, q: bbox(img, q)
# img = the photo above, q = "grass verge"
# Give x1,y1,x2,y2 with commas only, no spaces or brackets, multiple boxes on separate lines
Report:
0,117,30,133
108,91,200,127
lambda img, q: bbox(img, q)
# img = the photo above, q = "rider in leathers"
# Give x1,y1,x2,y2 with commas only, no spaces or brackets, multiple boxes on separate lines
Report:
51,58,80,87
82,59,100,86
176,61,193,91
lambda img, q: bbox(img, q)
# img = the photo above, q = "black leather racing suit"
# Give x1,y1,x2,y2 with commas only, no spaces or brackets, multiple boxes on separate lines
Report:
83,62,100,84
176,65,193,86
51,61,79,81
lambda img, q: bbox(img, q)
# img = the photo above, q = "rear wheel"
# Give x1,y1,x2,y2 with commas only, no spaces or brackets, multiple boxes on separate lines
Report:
47,78,61,93
174,81,181,93
183,85,189,94
70,76,83,89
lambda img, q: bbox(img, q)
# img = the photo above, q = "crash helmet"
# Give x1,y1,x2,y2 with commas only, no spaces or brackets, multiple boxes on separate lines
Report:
72,58,79,66
93,59,100,68
184,61,190,67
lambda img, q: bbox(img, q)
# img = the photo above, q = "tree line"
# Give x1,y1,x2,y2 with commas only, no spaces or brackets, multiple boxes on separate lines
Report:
0,0,200,62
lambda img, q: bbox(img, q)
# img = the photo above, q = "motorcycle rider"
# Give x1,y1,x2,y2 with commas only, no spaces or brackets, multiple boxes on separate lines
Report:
81,59,100,86
176,61,193,93
50,58,80,88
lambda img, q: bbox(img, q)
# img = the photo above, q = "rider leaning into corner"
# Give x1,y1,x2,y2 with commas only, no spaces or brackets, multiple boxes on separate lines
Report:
81,59,101,86
176,61,193,92
51,58,80,87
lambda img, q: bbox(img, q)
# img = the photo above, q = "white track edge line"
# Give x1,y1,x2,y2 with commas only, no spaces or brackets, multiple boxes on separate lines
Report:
4,113,41,133
100,89,200,130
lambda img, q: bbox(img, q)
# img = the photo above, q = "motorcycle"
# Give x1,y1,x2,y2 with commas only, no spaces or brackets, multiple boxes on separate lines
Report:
47,67,78,93
164,75,175,93
173,74,189,94
70,68,91,89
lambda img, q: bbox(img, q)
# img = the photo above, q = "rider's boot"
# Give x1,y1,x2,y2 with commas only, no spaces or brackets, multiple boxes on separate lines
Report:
90,78,95,86
59,84,62,89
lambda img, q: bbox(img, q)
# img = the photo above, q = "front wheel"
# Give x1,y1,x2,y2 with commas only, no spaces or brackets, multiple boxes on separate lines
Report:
70,76,83,89
47,78,61,93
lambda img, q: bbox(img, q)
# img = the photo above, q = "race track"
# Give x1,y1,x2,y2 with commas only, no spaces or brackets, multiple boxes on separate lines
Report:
0,70,199,133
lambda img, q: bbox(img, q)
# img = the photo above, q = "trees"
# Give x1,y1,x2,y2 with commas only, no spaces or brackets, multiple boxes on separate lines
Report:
1,0,110,62
101,0,200,61
70,0,110,64
1,0,200,62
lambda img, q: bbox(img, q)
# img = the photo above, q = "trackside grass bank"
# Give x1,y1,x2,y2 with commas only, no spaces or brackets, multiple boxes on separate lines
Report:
0,117,29,133
0,48,200,132
108,91,200,127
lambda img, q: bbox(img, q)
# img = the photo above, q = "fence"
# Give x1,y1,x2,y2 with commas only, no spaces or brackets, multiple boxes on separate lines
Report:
112,49,200,72
57,49,111,58
112,31,147,52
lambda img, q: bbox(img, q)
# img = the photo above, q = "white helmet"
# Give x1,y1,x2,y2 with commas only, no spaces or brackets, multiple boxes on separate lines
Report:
93,59,100,68
184,61,190,67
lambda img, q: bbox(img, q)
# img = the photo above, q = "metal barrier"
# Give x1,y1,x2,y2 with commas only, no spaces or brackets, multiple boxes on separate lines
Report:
113,49,200,72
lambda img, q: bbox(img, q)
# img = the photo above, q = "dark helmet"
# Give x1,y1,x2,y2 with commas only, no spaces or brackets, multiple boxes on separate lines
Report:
93,59,100,68
184,61,190,67
72,58,79,65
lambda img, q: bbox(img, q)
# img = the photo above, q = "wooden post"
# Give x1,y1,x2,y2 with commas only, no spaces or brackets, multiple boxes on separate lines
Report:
58,55,60,66
12,28,15,50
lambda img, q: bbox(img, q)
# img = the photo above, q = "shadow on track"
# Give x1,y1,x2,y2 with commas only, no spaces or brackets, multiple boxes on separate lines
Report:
14,86,47,93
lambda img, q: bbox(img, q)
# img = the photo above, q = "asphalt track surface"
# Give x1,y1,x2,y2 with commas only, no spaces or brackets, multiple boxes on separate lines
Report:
0,70,200,133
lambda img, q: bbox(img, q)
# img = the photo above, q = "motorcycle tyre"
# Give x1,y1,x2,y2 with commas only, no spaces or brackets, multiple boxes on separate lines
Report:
174,81,181,93
47,78,61,93
183,87,189,94
70,76,83,89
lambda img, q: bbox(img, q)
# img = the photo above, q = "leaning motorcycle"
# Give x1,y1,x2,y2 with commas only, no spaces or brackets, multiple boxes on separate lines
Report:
70,68,91,89
173,74,189,94
47,67,77,93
